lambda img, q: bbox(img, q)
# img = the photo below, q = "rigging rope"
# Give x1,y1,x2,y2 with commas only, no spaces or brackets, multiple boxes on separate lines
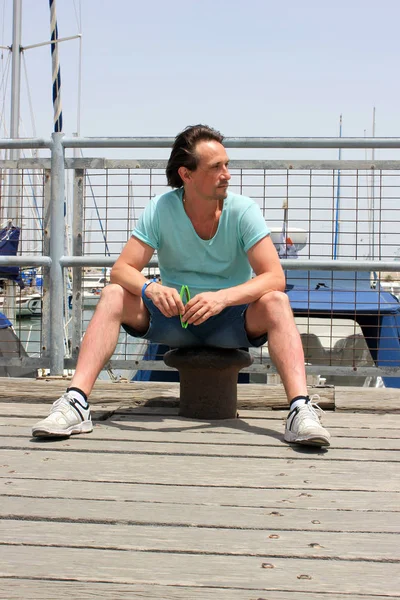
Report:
0,50,11,160
21,53,37,140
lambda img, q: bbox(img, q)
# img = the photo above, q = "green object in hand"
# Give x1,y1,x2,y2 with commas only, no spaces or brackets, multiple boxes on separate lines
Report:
180,285,190,328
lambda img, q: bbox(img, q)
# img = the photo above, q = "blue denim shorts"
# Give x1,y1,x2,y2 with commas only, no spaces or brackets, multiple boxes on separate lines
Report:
122,295,267,349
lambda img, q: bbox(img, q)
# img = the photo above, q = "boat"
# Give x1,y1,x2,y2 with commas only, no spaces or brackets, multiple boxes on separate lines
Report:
81,270,110,308
0,292,42,317
378,276,400,301
269,226,307,257
0,267,43,317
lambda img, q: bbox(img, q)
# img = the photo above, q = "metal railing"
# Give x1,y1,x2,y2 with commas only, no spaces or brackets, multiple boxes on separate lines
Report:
1,134,400,383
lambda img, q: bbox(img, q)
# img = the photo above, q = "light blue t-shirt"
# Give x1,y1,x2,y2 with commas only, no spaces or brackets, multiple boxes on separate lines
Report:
133,188,270,297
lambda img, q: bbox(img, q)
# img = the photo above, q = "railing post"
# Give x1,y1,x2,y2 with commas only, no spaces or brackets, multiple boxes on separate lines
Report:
49,132,66,374
71,168,84,359
41,168,52,365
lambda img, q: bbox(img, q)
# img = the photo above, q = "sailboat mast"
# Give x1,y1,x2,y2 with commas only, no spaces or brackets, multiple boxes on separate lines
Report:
49,0,63,132
8,0,22,225
10,0,22,142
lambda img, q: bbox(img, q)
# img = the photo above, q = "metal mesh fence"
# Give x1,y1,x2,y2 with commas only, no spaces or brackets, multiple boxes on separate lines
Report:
76,163,400,385
0,167,45,365
81,166,400,260
0,158,399,384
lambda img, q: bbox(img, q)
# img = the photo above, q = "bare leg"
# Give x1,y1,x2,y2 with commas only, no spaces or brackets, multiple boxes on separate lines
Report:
69,284,149,396
245,291,308,401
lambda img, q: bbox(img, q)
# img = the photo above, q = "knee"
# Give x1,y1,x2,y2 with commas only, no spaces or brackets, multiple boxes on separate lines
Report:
257,290,291,320
97,283,125,312
261,290,289,307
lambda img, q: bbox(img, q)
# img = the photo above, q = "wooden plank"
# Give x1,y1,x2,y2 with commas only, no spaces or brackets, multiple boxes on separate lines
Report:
2,378,400,411
2,435,399,462
2,419,400,442
105,408,400,425
1,520,399,561
2,546,400,595
4,400,400,426
1,580,397,600
335,386,400,412
2,377,400,411
0,379,335,409
4,403,400,429
1,448,399,491
2,496,399,533
2,418,400,441
1,477,399,511
2,423,400,447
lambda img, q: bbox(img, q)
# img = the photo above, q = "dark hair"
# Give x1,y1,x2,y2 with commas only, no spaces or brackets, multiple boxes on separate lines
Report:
166,124,224,188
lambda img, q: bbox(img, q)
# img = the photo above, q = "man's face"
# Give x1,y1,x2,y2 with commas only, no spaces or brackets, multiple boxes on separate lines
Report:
188,140,231,202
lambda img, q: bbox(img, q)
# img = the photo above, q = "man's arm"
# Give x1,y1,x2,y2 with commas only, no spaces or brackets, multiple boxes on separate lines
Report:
182,235,285,325
110,236,156,295
110,236,184,317
223,234,286,305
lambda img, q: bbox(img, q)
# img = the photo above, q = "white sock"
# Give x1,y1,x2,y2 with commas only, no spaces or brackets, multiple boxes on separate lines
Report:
67,387,89,408
290,397,308,411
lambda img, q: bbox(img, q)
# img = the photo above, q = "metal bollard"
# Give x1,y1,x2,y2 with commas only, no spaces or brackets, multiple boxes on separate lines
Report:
164,347,253,419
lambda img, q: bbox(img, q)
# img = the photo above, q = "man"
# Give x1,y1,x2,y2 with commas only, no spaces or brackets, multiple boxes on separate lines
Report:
32,124,330,447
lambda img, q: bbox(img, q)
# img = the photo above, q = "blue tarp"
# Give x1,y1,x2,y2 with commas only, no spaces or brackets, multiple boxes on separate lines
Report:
287,287,400,314
0,313,12,329
0,226,24,288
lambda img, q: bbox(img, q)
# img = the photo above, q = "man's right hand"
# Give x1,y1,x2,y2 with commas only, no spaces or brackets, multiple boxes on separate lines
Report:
145,282,185,317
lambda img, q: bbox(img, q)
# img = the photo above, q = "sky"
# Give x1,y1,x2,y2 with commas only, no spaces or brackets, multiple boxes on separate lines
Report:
0,0,399,267
1,0,400,147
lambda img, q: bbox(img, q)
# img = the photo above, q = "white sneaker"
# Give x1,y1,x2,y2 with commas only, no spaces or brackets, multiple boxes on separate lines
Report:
32,392,93,438
284,397,331,447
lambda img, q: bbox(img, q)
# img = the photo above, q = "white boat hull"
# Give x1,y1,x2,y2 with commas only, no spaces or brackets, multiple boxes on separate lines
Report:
0,293,42,317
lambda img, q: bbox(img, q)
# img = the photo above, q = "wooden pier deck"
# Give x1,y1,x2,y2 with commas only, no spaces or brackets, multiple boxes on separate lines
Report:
0,379,399,599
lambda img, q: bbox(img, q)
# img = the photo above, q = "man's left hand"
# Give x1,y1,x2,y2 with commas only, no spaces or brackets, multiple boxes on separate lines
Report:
181,291,227,325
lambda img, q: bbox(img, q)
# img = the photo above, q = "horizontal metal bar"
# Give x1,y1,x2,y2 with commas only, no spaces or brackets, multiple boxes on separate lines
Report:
281,260,400,272
0,138,52,149
0,256,51,267
60,256,158,268
225,138,400,149
0,355,396,378
0,159,51,169
4,157,400,172
60,256,117,267
227,160,400,171
61,137,173,148
62,358,400,378
74,158,400,171
23,34,81,51
246,364,400,377
61,136,400,149
3,136,400,152
6,157,400,171
0,358,50,368
59,256,400,273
